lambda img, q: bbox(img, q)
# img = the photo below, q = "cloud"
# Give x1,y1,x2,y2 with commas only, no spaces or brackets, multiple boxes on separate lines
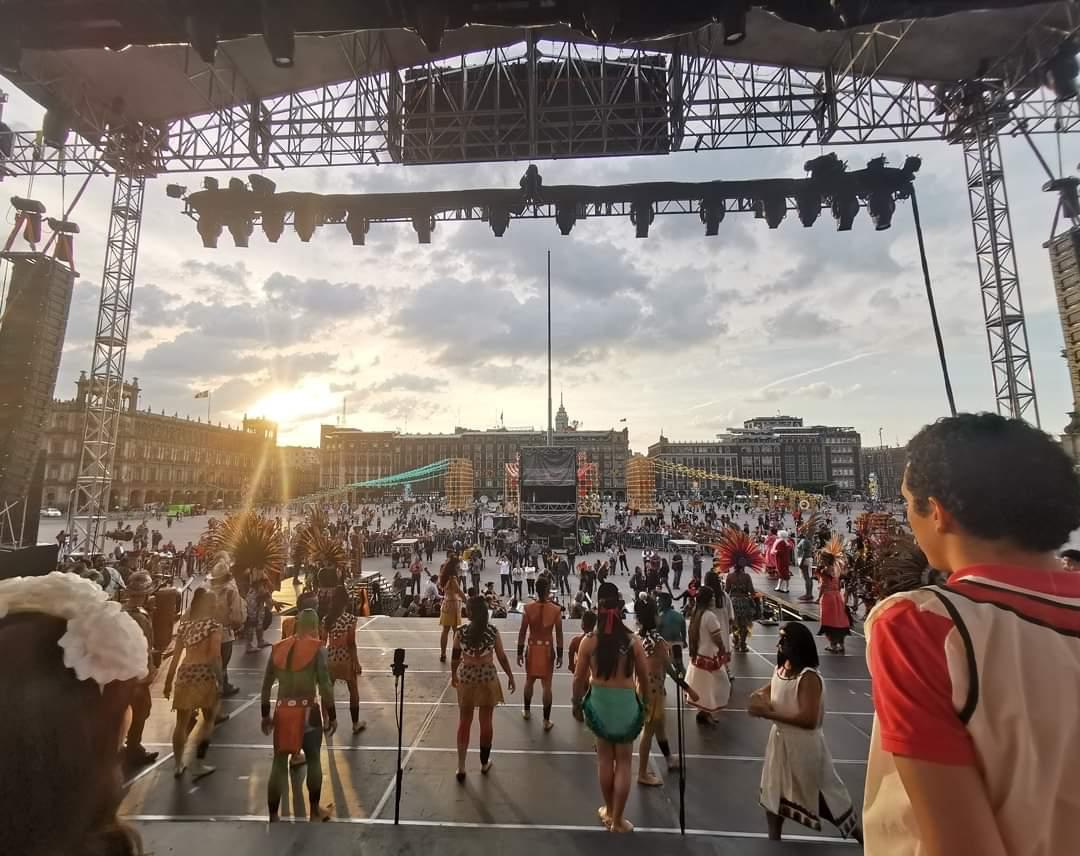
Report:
869,288,902,313
180,260,250,287
793,381,864,399
748,386,788,402
369,373,446,393
766,304,838,342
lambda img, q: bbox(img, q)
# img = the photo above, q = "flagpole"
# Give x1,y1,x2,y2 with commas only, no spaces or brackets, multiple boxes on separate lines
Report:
547,249,552,447
207,390,211,423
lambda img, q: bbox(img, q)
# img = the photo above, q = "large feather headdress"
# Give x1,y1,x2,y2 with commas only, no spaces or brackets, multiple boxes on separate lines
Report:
206,512,286,584
712,527,765,573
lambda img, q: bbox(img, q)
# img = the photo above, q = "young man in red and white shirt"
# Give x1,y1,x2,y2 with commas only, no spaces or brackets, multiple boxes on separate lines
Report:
864,413,1080,856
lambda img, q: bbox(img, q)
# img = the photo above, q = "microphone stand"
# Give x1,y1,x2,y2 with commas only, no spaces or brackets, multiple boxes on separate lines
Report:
672,645,687,835
391,648,408,825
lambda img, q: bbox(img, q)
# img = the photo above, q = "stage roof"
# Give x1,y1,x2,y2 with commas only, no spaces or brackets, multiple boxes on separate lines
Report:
0,2,1075,135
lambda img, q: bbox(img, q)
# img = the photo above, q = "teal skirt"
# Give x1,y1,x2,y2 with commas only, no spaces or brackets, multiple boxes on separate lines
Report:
583,686,645,744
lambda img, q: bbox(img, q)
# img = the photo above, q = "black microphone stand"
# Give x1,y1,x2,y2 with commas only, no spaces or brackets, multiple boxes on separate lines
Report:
672,645,687,835
391,648,408,825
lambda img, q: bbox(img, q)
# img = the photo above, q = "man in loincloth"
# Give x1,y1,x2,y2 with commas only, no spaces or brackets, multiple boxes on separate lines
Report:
517,576,563,730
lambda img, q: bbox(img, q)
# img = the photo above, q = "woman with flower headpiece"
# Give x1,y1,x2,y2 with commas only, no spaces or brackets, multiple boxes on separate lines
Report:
572,581,650,832
817,539,851,654
163,587,223,779
0,573,150,856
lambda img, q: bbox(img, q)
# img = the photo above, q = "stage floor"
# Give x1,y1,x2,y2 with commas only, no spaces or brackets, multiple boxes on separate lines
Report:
128,616,869,854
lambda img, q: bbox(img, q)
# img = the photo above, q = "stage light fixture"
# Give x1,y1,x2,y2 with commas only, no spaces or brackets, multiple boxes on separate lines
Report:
225,215,254,248
261,0,295,68
412,212,435,244
722,0,748,46
203,177,220,191
795,189,820,227
294,201,320,243
165,184,187,199
555,202,578,235
760,194,787,229
488,206,511,237
185,10,220,65
700,199,725,236
345,210,369,246
1045,42,1080,101
804,152,847,182
248,174,277,195
0,122,12,162
42,108,71,149
197,215,223,249
228,177,247,194
262,207,285,243
12,196,45,244
831,191,860,231
866,189,895,231
630,200,654,239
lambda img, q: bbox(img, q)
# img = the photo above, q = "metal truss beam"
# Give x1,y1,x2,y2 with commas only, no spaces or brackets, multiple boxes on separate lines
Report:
962,125,1041,426
68,171,145,555
4,38,1080,179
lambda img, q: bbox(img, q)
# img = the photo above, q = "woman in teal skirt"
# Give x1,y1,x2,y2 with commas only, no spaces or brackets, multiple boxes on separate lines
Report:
572,582,651,832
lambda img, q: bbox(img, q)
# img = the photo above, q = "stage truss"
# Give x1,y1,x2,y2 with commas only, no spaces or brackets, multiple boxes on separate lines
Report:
577,452,600,517
504,460,520,516
445,458,474,512
5,14,1080,552
626,456,659,515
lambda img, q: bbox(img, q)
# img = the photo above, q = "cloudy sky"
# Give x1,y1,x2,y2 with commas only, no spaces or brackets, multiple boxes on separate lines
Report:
2,77,1078,454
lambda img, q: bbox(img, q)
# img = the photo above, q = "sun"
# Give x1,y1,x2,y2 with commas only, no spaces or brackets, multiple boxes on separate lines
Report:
251,386,319,428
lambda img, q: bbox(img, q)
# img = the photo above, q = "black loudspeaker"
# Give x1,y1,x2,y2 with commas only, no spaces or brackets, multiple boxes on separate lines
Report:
0,254,75,509
0,451,45,546
0,543,60,580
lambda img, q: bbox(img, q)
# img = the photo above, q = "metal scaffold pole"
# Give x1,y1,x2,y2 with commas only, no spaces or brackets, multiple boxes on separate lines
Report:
962,124,1041,426
68,171,146,555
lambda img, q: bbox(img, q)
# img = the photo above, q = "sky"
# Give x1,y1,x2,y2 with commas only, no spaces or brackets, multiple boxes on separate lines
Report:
3,74,1079,455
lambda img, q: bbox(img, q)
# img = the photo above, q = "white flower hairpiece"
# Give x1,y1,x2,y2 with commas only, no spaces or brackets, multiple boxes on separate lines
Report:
0,572,148,686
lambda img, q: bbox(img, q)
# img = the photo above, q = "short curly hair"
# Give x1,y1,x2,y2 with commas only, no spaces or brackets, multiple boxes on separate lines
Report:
905,413,1080,551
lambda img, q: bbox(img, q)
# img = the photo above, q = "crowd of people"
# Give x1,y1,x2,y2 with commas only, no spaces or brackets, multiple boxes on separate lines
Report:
5,413,1080,854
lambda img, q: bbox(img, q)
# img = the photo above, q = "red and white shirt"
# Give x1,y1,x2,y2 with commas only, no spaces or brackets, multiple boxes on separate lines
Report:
864,565,1080,856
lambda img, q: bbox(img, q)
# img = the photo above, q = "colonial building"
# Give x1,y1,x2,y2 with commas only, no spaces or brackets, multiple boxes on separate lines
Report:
648,416,862,495
41,375,280,511
320,402,630,499
271,445,322,501
861,444,907,500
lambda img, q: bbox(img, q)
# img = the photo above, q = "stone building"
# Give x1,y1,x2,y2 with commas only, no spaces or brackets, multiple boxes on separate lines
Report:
860,444,907,500
41,375,280,511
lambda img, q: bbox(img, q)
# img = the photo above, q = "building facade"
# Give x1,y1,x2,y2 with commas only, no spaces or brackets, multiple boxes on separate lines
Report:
320,402,629,499
647,416,862,494
860,445,907,500
41,376,282,511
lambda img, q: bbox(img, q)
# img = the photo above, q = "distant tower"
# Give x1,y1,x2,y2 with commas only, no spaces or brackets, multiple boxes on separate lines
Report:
555,392,569,432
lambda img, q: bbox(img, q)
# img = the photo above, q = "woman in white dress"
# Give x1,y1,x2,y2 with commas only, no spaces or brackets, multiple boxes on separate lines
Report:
683,585,731,726
749,621,862,843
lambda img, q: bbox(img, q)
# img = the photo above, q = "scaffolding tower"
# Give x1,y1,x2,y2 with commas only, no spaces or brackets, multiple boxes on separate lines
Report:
504,459,520,515
626,457,657,514
577,452,600,517
445,458,475,512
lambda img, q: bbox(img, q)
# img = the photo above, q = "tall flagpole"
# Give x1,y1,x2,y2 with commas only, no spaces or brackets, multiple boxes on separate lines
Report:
207,390,212,423
547,249,552,446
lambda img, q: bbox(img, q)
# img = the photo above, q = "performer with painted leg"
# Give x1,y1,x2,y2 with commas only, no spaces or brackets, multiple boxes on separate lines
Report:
321,585,367,735
517,576,563,730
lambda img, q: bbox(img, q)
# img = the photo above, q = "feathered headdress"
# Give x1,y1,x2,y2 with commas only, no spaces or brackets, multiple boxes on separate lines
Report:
206,512,286,585
799,511,823,538
299,521,348,569
712,528,765,573
871,533,943,599
819,533,848,575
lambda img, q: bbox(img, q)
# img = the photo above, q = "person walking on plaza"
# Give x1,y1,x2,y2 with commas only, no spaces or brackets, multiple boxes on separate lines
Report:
511,561,524,600
750,621,862,843
684,586,731,726
816,545,851,654
121,571,159,768
439,555,465,663
726,558,758,653
796,528,815,601
572,582,649,832
321,585,367,735
163,588,222,780
671,548,684,590
772,531,793,594
518,576,563,730
497,552,512,597
451,596,516,781
618,544,629,574
409,551,424,597
261,609,337,822
864,413,1080,856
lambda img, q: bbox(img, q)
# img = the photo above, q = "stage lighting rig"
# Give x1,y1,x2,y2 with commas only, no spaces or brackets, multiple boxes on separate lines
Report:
863,156,896,231
262,206,285,243
261,0,295,68
832,191,860,232
1044,41,1080,101
630,200,654,239
700,198,725,236
47,217,79,265
248,174,277,195
197,214,223,249
203,177,220,191
758,193,786,229
412,212,435,244
555,202,579,235
795,189,821,227
488,206,511,237
294,199,320,242
165,184,188,199
10,196,45,244
346,210,370,246
722,0,748,46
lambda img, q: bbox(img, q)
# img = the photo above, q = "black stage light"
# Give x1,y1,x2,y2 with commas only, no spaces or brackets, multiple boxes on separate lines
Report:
555,202,578,236
203,177,220,191
866,189,895,231
722,0,748,46
345,210,369,246
700,198,725,236
761,194,786,229
197,215,222,249
630,200,654,239
832,191,860,231
805,152,846,182
11,196,45,244
262,0,295,68
1045,42,1080,101
225,215,254,248
795,189,820,227
165,184,187,199
228,177,246,193
42,108,71,149
262,207,285,243
412,212,434,244
488,206,510,237
0,121,12,161
902,155,922,178
185,10,220,65
248,174,277,195
294,202,319,243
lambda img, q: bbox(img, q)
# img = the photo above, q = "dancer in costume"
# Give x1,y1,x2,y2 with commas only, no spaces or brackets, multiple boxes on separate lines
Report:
122,571,159,767
439,554,465,662
162,588,221,780
517,575,563,729
817,538,851,653
684,586,731,726
321,585,367,734
750,622,862,843
0,572,150,856
714,528,765,653
451,596,516,781
572,582,650,832
634,597,698,786
260,608,337,822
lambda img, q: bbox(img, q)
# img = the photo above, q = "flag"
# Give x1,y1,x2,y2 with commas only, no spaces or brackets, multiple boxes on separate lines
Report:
194,390,210,399
619,417,627,422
